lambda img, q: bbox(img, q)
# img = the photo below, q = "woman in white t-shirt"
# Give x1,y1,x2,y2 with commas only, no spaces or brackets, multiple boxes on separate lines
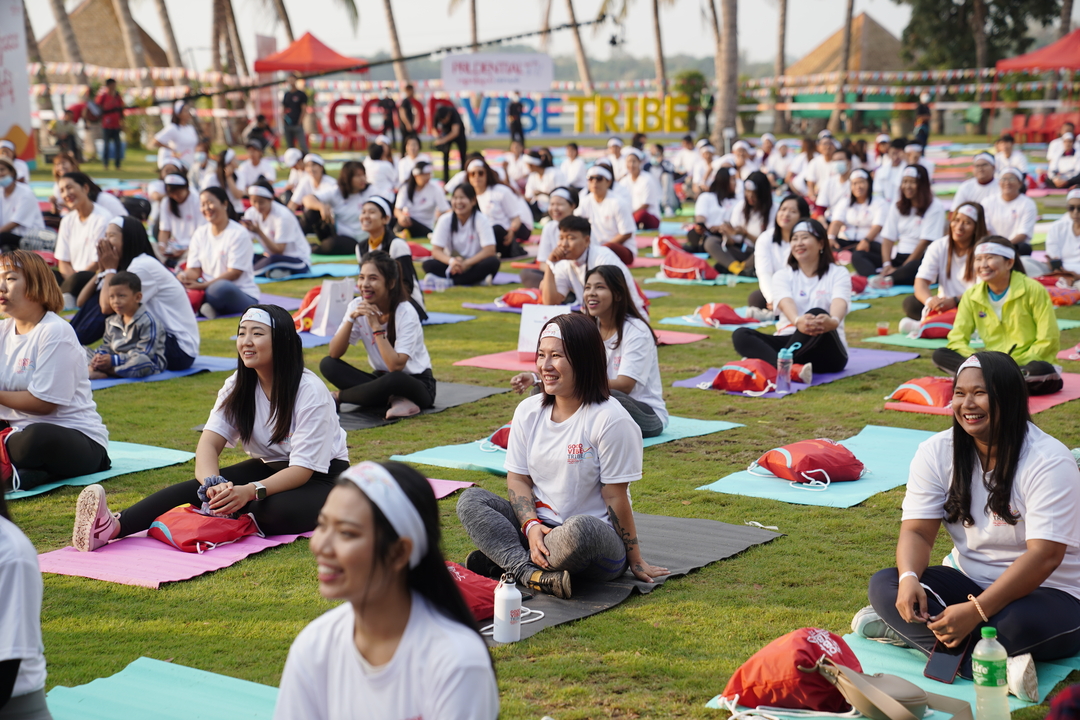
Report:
861,351,1080,690
182,187,259,319
274,460,498,720
72,305,350,553
468,158,529,257
321,251,435,420
521,186,577,289
150,101,200,168
900,201,983,322
287,154,336,213
396,136,428,187
982,168,1038,257
852,164,945,284
732,218,852,373
242,181,311,279
524,151,565,219
157,173,205,266
394,161,449,239
0,494,51,719
826,168,885,250
709,171,775,277
685,168,737,253
749,194,810,311
55,172,111,301
304,161,379,256
0,159,45,252
457,313,669,599
201,149,245,214
420,183,500,287
0,251,109,493
1045,189,1080,280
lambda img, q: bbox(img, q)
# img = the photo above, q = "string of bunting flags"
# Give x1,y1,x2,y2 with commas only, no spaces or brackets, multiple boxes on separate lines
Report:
744,80,1078,98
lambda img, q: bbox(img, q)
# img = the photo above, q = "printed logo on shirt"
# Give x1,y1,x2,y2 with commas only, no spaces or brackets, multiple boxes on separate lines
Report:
14,357,33,374
566,443,595,464
978,311,987,318
991,504,1020,526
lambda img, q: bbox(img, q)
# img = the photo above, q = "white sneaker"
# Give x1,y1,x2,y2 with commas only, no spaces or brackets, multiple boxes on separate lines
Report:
1007,653,1039,702
898,317,921,337
744,306,775,322
419,273,453,293
797,363,813,385
72,484,120,552
199,302,219,320
385,396,421,420
851,605,910,647
62,292,77,311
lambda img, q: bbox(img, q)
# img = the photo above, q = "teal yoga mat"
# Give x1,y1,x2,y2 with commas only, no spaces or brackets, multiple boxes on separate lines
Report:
391,416,744,476
5,442,195,500
706,633,1080,716
864,318,1080,350
697,425,937,508
254,263,356,284
47,657,278,720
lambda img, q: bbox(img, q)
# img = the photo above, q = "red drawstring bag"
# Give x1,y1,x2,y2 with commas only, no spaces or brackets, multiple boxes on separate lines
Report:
653,235,680,257
445,561,499,621
697,303,755,327
495,288,543,308
186,289,205,314
720,628,862,713
886,377,954,407
1035,274,1061,287
148,505,261,553
914,308,957,339
850,274,868,294
488,424,512,449
662,246,718,280
1048,285,1080,307
706,360,807,395
749,439,865,490
292,286,322,331
408,241,432,258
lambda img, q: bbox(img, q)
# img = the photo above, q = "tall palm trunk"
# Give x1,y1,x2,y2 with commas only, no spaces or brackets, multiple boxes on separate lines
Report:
651,0,666,98
47,0,89,87
706,0,721,142
972,0,989,133
1061,0,1074,37
209,0,227,143
272,0,296,44
565,0,593,96
469,0,478,52
714,0,738,143
152,0,184,68
773,0,788,134
24,5,54,113
382,0,410,84
223,0,248,75
112,0,148,87
540,0,553,52
828,0,854,133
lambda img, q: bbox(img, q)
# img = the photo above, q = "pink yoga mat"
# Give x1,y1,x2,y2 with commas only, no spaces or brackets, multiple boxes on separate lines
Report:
454,331,708,373
428,478,474,499
630,256,665,268
886,373,1080,416
1059,345,1080,361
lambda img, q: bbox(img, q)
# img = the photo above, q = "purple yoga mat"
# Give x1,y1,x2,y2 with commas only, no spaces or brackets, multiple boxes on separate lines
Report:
196,294,303,322
672,347,920,398
461,290,668,315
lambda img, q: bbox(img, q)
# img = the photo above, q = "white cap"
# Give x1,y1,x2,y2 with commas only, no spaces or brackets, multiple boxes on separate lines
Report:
282,148,303,166
876,134,891,143
1063,132,1075,141
304,153,325,166
607,137,624,148
905,144,923,153
760,133,776,143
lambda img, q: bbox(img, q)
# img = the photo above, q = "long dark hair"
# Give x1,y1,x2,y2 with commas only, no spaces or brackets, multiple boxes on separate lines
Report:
251,177,285,206
742,171,773,225
897,164,933,217
709,167,736,201
166,175,190,218
360,250,405,345
538,313,610,407
786,217,835,278
468,157,502,190
951,202,986,284
335,462,485,638
772,195,810,245
450,183,480,235
221,304,304,445
113,217,158,271
584,265,657,349
62,171,102,203
406,161,431,203
944,351,1029,527
200,186,241,222
214,149,234,193
338,161,367,200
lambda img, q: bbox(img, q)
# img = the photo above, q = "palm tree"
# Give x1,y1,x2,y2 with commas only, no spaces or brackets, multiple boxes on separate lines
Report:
270,0,296,44
24,5,54,116
222,0,249,75
263,0,357,48
539,0,553,51
565,0,594,96
382,0,410,84
111,0,148,87
597,0,671,98
971,0,989,133
1061,0,1074,36
152,0,184,68
449,0,478,53
827,0,854,133
47,0,89,87
772,0,788,134
713,0,737,144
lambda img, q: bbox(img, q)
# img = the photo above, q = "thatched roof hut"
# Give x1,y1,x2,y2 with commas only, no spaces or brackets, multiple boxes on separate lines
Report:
786,12,905,77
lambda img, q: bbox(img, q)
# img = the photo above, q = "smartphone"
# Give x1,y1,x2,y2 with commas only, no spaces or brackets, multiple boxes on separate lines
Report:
924,636,973,684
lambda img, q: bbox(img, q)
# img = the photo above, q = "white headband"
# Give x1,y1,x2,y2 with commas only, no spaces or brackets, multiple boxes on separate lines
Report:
340,462,428,569
1063,133,1075,141
540,322,563,340
0,140,14,152
1067,189,1080,201
761,133,776,142
975,243,1016,260
732,141,750,152
744,179,756,192
304,153,324,166
173,100,186,115
1001,167,1023,181
624,147,644,160
902,166,920,179
223,149,236,166
164,174,187,186
850,169,870,181
905,144,922,153
240,307,274,327
551,188,573,203
973,152,995,165
374,134,390,144
467,159,486,172
956,354,982,376
587,166,613,181
607,138,623,147
701,144,716,153
247,185,274,199
365,196,392,216
523,155,543,166
793,221,818,237
411,164,429,176
956,205,980,222
108,216,126,229
817,130,833,139
876,134,891,143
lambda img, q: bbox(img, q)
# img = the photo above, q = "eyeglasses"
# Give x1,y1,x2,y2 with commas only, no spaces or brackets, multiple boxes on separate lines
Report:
1068,205,1080,214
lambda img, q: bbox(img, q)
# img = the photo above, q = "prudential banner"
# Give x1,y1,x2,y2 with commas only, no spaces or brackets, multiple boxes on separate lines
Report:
441,53,553,93
0,0,33,160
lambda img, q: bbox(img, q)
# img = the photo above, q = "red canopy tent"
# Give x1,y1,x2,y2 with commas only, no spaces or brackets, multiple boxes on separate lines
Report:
253,32,368,74
996,28,1080,72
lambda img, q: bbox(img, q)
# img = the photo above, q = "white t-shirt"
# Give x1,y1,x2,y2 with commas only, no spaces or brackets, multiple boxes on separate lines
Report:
575,193,636,251
1046,215,1080,274
0,182,45,230
395,183,449,230
235,158,278,191
1048,137,1066,165
475,184,519,229
727,199,776,241
673,148,697,175
816,175,851,217
56,202,112,270
293,174,337,206
274,594,498,720
772,263,852,346
244,202,310,262
536,220,560,270
316,184,379,241
364,159,398,200
524,168,564,214
753,231,790,304
983,193,1038,241
204,369,348,472
693,192,734,229
619,172,661,219
765,150,793,181
550,246,647,318
903,424,1080,600
830,196,887,242
915,236,975,299
343,299,431,375
1049,153,1080,181
560,156,587,187
159,190,205,247
153,123,200,167
186,220,259,300
0,517,46,699
874,162,905,205
11,159,29,184
950,177,998,211
995,149,1029,177
605,318,667,427
93,191,128,219
396,153,432,187
787,153,811,195
691,157,716,189
803,155,835,191
505,394,642,527
127,254,201,358
0,313,108,449
880,199,947,255
430,211,495,259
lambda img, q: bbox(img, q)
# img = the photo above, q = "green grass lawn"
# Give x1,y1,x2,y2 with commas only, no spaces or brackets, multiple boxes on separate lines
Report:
17,144,1080,718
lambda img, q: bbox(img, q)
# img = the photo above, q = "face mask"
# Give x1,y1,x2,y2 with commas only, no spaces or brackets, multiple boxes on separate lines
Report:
194,152,207,165
0,176,12,189
832,160,848,174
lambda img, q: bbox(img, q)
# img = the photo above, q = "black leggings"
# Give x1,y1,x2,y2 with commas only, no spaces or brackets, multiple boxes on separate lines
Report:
421,256,501,286
731,307,849,373
400,219,433,239
492,224,531,258
852,246,922,284
437,138,468,183
683,227,719,254
902,294,925,320
116,458,350,538
932,348,1061,395
60,270,96,297
320,357,436,409
5,423,110,491
317,235,358,256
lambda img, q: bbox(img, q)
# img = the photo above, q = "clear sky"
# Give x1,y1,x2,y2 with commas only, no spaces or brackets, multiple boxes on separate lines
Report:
28,0,921,75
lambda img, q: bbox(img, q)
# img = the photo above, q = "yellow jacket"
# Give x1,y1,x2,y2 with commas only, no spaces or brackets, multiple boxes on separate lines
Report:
947,272,1059,365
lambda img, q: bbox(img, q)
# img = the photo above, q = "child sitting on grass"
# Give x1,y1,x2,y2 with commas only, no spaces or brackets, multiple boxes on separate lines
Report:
88,271,167,379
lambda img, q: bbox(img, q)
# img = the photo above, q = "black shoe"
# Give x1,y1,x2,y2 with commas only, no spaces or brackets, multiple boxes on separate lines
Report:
526,569,572,599
465,550,502,578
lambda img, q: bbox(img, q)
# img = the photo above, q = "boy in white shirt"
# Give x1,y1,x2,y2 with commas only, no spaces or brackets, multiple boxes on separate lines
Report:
234,139,277,192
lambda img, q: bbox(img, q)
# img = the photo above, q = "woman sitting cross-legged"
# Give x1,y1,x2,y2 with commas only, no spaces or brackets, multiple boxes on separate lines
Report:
242,179,311,279
181,187,259,320
732,218,852,373
420,183,501,287
320,251,436,420
71,305,350,552
457,313,669,599
857,351,1080,699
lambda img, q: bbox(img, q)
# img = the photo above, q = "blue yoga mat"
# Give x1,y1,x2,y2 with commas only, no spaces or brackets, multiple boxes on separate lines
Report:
254,263,356,284
853,284,916,300
644,275,758,286
5,442,195,500
47,657,277,720
391,416,744,476
298,313,475,348
697,425,936,508
90,356,236,391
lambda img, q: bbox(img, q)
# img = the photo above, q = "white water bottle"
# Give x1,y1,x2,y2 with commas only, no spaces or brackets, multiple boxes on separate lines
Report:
776,347,794,394
493,573,522,643
972,626,1009,720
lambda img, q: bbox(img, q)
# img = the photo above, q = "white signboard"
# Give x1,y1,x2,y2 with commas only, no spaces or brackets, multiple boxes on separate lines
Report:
441,53,553,93
517,304,573,362
0,0,33,161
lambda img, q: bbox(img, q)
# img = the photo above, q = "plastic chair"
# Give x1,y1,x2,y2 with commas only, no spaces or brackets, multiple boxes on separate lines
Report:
1023,113,1047,144
1007,113,1028,143
1042,113,1065,143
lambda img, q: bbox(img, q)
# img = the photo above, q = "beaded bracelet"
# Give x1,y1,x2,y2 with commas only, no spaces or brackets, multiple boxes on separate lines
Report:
968,594,989,622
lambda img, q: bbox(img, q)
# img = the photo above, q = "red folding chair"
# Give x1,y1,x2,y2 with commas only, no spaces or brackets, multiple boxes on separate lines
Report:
1007,113,1028,143
1023,113,1047,144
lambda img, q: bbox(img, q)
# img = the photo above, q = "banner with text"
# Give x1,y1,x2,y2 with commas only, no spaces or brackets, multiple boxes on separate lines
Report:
441,53,553,93
1,0,34,160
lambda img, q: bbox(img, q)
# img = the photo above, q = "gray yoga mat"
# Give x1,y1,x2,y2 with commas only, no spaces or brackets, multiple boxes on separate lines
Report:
338,382,509,430
495,514,781,644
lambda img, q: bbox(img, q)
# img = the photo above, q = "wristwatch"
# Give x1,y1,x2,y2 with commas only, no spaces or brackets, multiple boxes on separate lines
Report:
252,482,267,501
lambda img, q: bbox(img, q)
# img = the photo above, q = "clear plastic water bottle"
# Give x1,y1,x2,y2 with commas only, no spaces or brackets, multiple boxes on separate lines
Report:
972,627,1009,720
776,347,794,394
493,573,522,643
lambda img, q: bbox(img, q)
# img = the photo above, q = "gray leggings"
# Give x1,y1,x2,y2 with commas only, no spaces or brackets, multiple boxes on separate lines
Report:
456,487,628,585
611,390,663,438
0,689,52,720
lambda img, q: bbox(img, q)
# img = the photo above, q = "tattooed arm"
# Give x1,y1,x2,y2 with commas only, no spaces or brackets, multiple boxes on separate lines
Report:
601,482,669,583
508,471,552,569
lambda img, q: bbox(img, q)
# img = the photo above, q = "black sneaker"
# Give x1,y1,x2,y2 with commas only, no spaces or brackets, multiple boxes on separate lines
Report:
465,550,502,578
526,569,572,599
